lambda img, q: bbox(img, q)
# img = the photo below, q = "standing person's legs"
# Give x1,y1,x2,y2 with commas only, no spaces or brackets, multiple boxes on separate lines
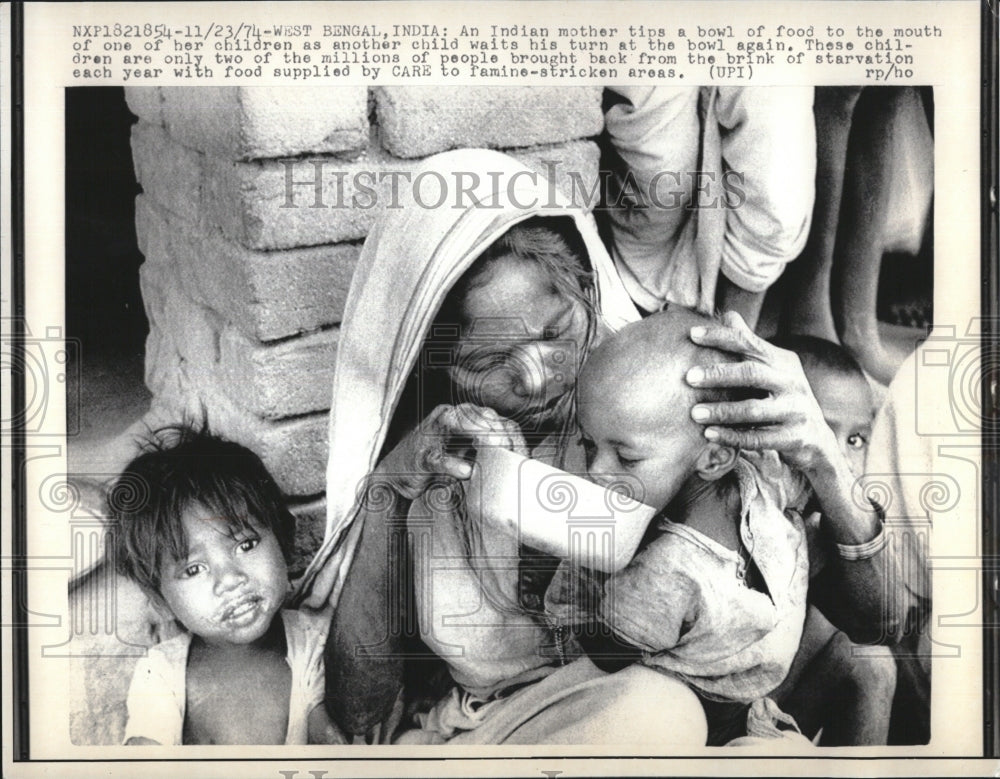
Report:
833,86,932,385
780,87,863,342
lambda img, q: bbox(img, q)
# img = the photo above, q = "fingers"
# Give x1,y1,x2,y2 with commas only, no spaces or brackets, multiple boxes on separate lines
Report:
463,406,529,456
462,405,529,454
422,403,457,430
440,453,475,481
420,446,473,480
427,404,498,440
686,360,784,394
702,424,802,452
687,321,811,403
689,311,772,361
434,403,529,455
399,399,547,505
452,403,516,436
413,404,531,487
506,432,529,458
690,397,800,426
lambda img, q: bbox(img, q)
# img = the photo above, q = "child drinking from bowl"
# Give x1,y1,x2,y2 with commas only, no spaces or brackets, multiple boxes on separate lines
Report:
108,426,343,745
544,307,896,745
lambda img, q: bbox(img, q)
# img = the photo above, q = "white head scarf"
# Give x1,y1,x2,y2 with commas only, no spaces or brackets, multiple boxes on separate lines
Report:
298,148,639,607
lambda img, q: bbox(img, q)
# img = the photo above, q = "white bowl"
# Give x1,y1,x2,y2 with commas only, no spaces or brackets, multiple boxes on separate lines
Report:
465,446,657,572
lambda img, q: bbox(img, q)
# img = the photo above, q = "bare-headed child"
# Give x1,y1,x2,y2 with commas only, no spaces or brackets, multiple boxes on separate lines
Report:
108,426,343,745
772,335,876,477
545,308,897,746
767,335,898,745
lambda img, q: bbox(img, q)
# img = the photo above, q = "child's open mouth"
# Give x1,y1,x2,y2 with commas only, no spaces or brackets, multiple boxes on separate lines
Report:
219,595,263,626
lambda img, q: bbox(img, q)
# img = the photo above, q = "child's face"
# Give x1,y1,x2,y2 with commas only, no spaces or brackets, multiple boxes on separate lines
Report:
158,503,288,647
577,373,703,513
808,368,875,477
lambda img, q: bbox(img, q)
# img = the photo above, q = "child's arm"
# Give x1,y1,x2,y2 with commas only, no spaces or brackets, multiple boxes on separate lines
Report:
545,535,697,653
686,313,912,644
594,536,699,654
714,87,816,311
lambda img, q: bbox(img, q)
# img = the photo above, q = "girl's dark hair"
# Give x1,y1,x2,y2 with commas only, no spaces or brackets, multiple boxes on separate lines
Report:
105,425,294,595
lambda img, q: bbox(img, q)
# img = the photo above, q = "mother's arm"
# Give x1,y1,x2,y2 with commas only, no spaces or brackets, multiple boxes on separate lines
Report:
319,403,527,738
685,312,913,644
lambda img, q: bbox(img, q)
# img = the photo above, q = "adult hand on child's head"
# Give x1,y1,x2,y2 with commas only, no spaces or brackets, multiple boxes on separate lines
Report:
380,403,528,500
685,311,839,474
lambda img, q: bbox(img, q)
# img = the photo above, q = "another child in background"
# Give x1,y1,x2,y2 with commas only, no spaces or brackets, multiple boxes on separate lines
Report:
773,335,876,477
545,308,896,746
108,426,342,745
768,335,898,746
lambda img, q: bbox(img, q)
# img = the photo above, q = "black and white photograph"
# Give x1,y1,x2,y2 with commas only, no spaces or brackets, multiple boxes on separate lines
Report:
3,1,992,775
64,82,933,748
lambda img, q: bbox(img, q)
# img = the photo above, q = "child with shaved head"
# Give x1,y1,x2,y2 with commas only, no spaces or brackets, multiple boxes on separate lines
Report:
546,307,881,746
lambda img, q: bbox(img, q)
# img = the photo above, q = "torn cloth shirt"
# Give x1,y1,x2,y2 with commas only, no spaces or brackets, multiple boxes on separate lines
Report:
122,609,330,745
546,453,812,704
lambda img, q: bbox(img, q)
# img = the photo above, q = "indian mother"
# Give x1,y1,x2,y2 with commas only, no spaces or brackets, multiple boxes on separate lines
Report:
296,149,910,746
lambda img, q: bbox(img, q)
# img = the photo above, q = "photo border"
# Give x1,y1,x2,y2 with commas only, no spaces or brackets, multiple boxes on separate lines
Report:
3,0,996,774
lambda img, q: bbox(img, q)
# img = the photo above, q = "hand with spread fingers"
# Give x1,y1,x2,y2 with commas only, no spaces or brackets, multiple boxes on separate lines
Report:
685,310,841,476
685,310,908,644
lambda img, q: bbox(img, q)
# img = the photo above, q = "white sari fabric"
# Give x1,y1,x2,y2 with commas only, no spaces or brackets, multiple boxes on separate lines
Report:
296,150,649,740
299,149,638,610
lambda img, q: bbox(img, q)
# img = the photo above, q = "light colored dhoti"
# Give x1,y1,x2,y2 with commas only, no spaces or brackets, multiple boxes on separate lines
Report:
395,656,707,746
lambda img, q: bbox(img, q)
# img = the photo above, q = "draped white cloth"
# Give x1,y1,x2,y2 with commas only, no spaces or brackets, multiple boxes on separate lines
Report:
297,148,640,609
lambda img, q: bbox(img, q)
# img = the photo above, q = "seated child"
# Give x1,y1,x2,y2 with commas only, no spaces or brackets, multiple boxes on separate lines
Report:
108,426,343,745
768,335,897,746
544,308,884,746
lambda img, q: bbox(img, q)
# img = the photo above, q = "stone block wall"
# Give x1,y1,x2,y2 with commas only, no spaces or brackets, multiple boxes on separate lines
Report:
125,85,605,571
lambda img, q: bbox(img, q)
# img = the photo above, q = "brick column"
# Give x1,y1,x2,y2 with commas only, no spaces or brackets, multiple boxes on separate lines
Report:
125,85,605,571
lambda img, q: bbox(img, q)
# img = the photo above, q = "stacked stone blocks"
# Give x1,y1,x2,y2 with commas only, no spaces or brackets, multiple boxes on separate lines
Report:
125,85,605,569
